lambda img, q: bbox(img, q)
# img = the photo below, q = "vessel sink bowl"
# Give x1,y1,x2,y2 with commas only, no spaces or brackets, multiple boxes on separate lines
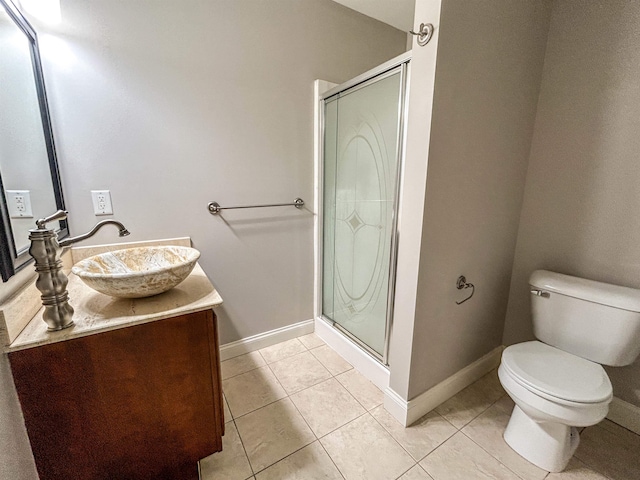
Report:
71,246,201,298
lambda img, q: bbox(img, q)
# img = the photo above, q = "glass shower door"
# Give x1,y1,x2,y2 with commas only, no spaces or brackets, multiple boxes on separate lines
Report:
322,67,404,360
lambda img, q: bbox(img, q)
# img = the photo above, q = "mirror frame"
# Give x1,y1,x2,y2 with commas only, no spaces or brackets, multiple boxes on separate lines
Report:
0,0,68,282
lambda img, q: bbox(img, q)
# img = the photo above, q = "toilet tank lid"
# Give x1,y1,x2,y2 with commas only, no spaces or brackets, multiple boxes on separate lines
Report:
530,270,640,313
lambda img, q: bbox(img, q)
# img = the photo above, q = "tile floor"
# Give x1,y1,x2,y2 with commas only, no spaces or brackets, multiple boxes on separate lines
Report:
200,334,640,480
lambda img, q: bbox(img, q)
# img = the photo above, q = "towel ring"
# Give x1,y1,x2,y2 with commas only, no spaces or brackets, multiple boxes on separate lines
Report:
456,275,475,305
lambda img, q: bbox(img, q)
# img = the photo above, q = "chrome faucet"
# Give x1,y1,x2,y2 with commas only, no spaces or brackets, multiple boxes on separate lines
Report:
29,210,130,331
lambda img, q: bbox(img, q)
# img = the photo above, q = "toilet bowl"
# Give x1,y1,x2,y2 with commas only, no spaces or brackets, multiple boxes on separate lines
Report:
498,341,611,472
499,270,640,472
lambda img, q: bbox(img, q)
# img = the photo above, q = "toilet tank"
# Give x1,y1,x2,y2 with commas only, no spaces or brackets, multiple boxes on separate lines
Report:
530,270,640,366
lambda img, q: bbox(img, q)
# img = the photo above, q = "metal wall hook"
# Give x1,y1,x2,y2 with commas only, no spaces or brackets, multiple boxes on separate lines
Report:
409,22,434,46
456,275,475,305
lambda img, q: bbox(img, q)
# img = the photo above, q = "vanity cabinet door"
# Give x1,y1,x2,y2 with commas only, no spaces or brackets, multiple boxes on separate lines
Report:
9,309,223,480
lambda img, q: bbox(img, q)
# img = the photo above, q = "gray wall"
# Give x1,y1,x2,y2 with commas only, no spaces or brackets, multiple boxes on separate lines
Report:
406,0,552,399
42,0,406,345
503,0,640,407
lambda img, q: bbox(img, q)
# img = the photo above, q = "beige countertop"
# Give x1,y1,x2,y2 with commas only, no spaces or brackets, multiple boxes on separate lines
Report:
5,239,223,353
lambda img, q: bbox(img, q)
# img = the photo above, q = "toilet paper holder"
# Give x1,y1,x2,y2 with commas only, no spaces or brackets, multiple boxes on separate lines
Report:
456,275,475,305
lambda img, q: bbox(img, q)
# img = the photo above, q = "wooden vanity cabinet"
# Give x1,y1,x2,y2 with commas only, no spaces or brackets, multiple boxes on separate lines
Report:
9,309,224,480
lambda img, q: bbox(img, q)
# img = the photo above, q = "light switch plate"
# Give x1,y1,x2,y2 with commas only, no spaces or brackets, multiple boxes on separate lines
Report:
91,190,113,215
6,190,33,218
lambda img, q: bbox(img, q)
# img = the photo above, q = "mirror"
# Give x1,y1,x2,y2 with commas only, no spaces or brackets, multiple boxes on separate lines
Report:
0,0,67,282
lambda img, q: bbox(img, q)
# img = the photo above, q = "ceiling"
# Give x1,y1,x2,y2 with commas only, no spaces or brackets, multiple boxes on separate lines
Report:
332,0,415,32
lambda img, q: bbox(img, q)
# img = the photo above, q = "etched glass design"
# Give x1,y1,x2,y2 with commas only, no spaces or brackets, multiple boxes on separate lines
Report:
322,71,402,356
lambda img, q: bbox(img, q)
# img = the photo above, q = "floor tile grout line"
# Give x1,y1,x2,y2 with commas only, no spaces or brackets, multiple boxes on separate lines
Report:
227,348,362,428
333,370,384,413
572,424,622,480
256,347,267,364
440,390,506,431
265,348,313,367
298,334,326,351
224,336,350,384
221,363,265,382
223,393,234,424
429,391,537,478
417,426,466,469
291,388,369,439
228,338,493,477
316,436,348,479
571,452,616,480
231,362,315,477
394,463,421,480
322,409,417,475
286,384,320,441
256,337,309,365
255,362,369,478
290,375,344,400
414,428,458,465
227,364,288,420
263,354,333,397
231,417,256,477
230,391,287,421
314,409,373,476
266,349,333,380
307,345,354,376
307,343,328,352
287,375,367,428
248,439,316,477
229,359,355,423
431,408,458,431
234,340,455,434
281,387,347,479
367,404,428,464
370,405,459,465
404,406,460,443
233,369,316,477
458,429,531,480
318,410,370,441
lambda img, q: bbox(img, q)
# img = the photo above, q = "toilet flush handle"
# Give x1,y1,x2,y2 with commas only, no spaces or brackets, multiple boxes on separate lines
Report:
530,289,550,298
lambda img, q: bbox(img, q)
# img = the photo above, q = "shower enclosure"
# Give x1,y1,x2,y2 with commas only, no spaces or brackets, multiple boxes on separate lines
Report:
320,54,410,364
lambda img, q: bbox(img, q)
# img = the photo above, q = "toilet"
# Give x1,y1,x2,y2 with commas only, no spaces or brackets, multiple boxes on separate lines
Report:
498,270,640,472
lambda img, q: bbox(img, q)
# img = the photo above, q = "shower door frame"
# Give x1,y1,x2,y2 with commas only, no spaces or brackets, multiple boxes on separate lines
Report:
317,52,411,365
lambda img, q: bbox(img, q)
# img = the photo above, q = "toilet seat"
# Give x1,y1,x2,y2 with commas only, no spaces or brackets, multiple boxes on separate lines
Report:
501,341,612,405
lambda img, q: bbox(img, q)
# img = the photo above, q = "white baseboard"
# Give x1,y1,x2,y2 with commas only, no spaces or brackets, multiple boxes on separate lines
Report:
219,319,314,361
314,317,390,391
385,346,504,426
607,396,640,436
384,387,410,426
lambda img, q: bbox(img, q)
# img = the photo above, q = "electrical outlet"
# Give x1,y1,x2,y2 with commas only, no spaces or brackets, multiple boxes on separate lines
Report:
6,190,33,218
91,190,113,215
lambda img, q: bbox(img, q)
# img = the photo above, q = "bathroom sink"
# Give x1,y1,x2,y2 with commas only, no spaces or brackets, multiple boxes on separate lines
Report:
71,246,201,298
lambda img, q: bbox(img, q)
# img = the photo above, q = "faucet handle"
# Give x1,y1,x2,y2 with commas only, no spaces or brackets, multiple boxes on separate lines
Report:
36,210,68,230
